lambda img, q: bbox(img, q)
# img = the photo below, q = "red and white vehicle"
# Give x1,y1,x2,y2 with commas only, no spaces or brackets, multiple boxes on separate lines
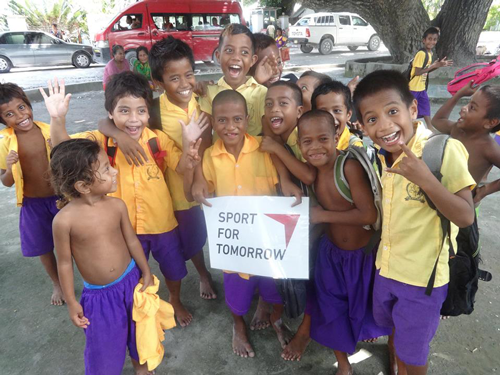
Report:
93,0,245,67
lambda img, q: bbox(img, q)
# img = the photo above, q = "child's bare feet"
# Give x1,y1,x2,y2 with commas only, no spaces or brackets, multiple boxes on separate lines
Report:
170,299,193,327
272,318,293,349
250,298,270,330
335,365,353,375
51,284,65,306
281,332,311,361
232,318,255,358
440,315,450,320
362,337,379,343
200,273,217,300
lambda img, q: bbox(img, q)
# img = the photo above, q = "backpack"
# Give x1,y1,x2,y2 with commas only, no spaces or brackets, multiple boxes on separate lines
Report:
447,55,500,95
104,134,166,172
403,48,430,89
333,144,383,253
421,134,492,316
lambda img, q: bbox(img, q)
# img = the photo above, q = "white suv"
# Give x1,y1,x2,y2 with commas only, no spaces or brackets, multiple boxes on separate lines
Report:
288,12,381,55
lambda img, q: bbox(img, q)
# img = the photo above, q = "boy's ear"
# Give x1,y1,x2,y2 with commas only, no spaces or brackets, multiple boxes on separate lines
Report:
409,99,418,120
108,112,114,120
485,118,500,130
74,181,91,195
215,49,221,64
153,79,165,91
297,105,303,119
347,109,352,122
250,54,258,67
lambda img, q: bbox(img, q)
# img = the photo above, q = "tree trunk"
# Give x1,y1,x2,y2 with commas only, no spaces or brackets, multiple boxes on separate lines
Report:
306,0,492,65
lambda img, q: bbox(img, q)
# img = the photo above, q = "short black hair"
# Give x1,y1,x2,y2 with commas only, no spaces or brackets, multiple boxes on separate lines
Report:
353,70,415,124
312,80,351,111
0,83,32,125
269,81,303,106
479,85,500,132
423,26,440,39
104,71,153,113
136,46,148,60
253,33,275,53
218,24,255,54
299,71,332,87
212,90,248,116
149,36,195,83
112,44,124,56
298,109,338,135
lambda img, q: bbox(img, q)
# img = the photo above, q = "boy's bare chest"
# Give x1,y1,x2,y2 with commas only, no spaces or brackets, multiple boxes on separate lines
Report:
454,133,492,182
17,130,48,167
315,171,352,211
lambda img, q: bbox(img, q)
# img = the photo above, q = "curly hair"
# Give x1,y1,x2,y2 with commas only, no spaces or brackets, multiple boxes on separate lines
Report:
50,138,102,209
0,82,32,125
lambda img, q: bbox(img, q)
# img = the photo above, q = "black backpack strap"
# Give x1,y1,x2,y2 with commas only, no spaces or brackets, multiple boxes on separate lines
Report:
104,136,117,167
149,97,162,131
425,214,452,296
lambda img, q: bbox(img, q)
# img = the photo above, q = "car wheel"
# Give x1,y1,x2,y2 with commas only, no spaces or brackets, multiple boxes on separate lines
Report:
125,51,136,70
367,35,381,51
319,38,334,55
300,44,313,53
348,46,358,51
0,56,12,73
73,52,91,68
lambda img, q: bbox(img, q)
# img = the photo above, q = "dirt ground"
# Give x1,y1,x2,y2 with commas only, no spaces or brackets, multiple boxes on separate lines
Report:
0,91,499,374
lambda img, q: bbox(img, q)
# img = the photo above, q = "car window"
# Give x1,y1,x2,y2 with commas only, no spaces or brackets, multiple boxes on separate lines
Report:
1,33,26,44
112,14,143,32
352,16,368,26
39,34,55,44
338,16,351,26
329,16,335,25
191,14,240,31
297,18,309,26
151,13,190,31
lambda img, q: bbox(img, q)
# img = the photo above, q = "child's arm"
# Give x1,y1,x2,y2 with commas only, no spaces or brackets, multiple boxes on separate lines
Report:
432,81,478,133
97,118,149,166
184,163,212,207
310,159,377,226
261,136,316,185
39,79,72,147
53,215,89,329
116,198,153,291
0,151,18,187
386,142,474,227
414,56,453,76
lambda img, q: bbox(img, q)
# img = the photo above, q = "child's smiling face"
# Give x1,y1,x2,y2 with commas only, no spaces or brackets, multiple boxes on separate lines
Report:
212,100,248,151
359,89,418,158
314,91,352,136
138,50,148,64
299,116,338,168
423,33,438,51
264,85,302,137
90,150,118,195
216,33,257,89
0,98,34,132
158,57,195,109
458,89,497,132
108,96,149,141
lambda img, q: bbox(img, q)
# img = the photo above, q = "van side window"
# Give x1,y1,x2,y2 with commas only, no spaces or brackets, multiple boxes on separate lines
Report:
352,16,368,26
189,14,240,31
338,16,351,26
151,14,190,31
112,14,143,32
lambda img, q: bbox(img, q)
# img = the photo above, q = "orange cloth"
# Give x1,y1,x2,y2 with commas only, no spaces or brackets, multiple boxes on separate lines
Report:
133,275,176,371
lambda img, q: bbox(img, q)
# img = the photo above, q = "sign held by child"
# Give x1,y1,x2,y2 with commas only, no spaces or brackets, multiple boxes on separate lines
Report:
203,196,309,279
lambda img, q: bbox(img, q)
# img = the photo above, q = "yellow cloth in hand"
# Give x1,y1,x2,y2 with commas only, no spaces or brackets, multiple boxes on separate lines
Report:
133,275,176,371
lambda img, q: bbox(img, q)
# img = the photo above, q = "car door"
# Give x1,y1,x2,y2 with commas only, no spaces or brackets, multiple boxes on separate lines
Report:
336,15,352,45
0,32,35,67
31,32,67,66
351,15,371,44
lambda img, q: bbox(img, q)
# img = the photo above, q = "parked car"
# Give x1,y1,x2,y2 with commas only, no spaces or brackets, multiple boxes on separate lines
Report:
0,30,94,73
288,12,381,55
93,0,245,68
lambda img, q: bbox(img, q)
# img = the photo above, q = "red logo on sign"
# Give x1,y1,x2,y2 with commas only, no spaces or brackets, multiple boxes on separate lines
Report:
264,214,300,248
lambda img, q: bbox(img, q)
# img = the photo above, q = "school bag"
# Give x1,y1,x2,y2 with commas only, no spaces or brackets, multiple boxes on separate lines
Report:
403,48,430,89
447,55,500,95
421,134,492,316
333,143,383,253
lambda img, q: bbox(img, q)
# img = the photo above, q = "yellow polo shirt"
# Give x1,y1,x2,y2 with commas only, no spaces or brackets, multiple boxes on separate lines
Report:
337,126,364,150
199,76,267,139
377,122,475,287
0,122,52,207
409,50,432,92
72,128,180,234
203,134,278,279
159,93,200,211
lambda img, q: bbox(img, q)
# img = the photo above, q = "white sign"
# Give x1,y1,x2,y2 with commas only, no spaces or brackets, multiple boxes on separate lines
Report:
203,196,310,279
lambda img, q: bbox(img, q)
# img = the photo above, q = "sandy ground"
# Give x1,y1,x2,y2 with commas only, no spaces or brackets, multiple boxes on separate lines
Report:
0,91,499,374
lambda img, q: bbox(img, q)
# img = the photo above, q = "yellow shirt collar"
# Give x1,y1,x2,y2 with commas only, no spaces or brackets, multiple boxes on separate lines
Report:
160,93,198,115
286,128,299,147
211,133,259,157
217,76,260,91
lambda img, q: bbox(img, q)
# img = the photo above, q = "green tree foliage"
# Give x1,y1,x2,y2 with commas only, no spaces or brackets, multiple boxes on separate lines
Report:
484,4,500,30
7,0,88,34
422,0,445,18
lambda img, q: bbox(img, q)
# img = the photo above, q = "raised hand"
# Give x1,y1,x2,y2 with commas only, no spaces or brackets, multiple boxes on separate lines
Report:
185,138,202,170
6,150,19,171
254,54,279,85
347,75,360,96
39,78,71,120
180,112,210,146
435,56,453,68
385,142,434,188
456,80,479,98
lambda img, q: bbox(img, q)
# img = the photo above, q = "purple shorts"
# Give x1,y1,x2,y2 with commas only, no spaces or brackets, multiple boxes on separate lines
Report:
174,206,207,261
495,133,500,146
223,273,282,316
310,237,391,353
80,261,140,375
138,228,187,281
410,90,431,118
19,196,59,257
373,271,448,366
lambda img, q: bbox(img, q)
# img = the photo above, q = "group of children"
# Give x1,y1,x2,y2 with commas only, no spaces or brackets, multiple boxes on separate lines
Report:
1,22,500,375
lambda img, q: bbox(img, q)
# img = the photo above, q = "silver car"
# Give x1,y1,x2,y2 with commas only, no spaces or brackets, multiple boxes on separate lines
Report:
0,31,94,73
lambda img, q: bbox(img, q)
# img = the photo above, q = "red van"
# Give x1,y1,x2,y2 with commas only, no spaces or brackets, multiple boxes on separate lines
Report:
93,0,245,67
